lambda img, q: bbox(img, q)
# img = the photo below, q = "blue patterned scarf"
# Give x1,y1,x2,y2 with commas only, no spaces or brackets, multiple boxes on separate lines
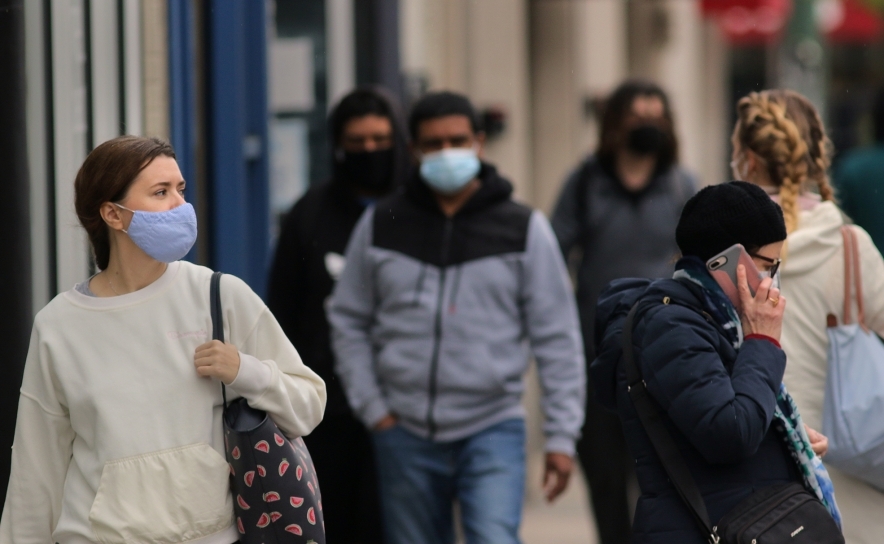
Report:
674,257,842,527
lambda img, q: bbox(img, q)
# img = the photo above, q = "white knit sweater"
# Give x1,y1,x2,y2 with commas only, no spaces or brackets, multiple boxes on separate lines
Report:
0,261,326,544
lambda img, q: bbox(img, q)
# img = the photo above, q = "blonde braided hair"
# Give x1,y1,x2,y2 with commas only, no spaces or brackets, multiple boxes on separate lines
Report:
732,90,834,233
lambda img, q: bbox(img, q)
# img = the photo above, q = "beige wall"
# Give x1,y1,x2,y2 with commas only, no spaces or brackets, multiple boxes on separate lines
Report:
629,0,728,187
400,0,730,200
142,0,169,140
400,0,533,201
530,0,629,214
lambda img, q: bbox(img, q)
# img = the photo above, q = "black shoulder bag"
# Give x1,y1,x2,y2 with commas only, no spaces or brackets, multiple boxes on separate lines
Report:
211,272,326,543
622,299,844,544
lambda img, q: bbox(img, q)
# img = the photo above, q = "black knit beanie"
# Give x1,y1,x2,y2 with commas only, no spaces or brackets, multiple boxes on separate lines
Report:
676,181,787,262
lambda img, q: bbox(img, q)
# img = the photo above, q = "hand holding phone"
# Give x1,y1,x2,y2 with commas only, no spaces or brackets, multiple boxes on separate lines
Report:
706,244,763,312
736,263,785,341
705,243,785,340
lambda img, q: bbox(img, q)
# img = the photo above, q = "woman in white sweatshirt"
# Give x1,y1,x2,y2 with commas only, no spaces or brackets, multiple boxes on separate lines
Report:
731,89,884,544
0,136,326,544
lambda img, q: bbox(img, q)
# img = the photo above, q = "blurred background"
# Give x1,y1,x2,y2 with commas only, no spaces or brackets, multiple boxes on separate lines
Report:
2,0,884,540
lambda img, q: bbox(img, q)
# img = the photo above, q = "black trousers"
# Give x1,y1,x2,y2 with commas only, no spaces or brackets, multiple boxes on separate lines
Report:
304,413,385,544
576,371,635,544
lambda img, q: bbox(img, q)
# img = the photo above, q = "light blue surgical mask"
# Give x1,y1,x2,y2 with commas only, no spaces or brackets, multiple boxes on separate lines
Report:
115,202,197,262
419,148,481,194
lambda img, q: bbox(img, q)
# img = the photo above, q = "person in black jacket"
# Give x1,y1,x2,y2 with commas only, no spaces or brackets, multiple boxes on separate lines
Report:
266,87,410,544
591,182,837,543
551,80,696,544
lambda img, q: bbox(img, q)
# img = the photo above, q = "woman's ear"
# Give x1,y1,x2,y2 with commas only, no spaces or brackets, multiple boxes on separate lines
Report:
100,202,127,232
746,151,765,178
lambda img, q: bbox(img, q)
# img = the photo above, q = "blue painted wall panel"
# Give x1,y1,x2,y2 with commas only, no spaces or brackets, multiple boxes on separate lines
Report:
207,0,270,296
168,0,197,262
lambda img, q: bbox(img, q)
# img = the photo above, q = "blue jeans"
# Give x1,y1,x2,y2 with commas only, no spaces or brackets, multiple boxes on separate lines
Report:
372,418,526,544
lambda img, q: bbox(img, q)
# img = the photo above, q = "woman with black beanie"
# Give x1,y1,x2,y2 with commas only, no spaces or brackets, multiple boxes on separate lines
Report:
590,181,841,543
266,87,410,543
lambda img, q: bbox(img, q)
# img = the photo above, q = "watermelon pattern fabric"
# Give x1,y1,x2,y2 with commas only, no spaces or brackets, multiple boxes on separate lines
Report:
212,272,324,543
224,399,325,544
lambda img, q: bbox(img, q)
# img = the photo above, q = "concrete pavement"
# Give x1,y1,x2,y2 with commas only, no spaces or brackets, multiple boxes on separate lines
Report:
521,458,598,544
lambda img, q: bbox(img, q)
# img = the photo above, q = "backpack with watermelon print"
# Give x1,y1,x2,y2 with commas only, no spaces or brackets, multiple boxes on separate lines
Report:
211,272,325,543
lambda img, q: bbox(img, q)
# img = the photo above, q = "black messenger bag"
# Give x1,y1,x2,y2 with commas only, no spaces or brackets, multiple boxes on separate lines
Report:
621,299,844,544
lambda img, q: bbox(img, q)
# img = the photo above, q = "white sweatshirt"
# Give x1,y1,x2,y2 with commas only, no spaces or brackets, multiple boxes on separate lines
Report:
0,261,327,544
780,201,884,544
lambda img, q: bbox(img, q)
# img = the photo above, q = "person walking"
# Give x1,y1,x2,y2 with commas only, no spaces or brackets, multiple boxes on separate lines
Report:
550,79,696,544
328,91,585,544
267,87,409,543
0,136,326,544
592,181,837,543
731,89,884,544
834,87,884,252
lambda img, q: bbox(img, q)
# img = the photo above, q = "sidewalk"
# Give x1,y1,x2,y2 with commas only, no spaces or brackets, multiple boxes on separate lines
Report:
519,361,599,543
521,457,598,544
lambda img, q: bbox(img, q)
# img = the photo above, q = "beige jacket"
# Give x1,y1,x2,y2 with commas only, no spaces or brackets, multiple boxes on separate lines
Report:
780,201,884,544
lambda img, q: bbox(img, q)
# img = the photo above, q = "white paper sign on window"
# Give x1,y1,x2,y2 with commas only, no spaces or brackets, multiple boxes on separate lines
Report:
269,38,315,112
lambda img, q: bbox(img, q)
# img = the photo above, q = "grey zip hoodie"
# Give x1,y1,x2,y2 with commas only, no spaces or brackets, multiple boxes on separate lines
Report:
328,165,585,454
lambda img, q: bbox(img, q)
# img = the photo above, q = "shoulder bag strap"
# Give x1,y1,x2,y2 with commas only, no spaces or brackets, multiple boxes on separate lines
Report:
849,227,866,327
841,226,854,325
842,226,868,330
622,299,719,543
210,271,227,408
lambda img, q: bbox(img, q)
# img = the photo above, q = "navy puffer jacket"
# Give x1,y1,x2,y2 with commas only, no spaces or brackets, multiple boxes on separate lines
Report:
591,277,799,543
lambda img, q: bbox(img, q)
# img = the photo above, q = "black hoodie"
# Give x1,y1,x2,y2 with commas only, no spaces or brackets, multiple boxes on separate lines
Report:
267,180,381,416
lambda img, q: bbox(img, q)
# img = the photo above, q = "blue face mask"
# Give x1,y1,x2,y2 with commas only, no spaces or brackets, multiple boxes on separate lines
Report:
115,202,198,263
419,148,481,194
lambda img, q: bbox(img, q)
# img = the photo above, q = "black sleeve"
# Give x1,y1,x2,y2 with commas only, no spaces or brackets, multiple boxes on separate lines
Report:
550,165,586,257
266,200,307,344
640,305,786,464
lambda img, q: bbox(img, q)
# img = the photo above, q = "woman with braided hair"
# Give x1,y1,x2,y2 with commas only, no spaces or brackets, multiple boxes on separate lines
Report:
732,89,884,543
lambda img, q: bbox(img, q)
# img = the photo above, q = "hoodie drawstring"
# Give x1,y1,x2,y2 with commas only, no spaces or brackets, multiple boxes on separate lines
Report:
412,263,428,306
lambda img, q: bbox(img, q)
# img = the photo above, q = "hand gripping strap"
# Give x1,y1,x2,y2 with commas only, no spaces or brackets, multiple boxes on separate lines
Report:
210,271,227,408
622,299,719,543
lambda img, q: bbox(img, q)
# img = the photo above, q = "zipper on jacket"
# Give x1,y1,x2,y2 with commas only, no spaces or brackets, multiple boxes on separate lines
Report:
751,495,814,542
426,218,453,439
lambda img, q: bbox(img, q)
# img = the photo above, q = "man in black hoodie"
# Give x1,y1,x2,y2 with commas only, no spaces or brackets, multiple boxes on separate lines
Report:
266,87,410,544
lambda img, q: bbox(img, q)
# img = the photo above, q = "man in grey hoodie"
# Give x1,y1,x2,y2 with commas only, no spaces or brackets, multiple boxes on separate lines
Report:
329,91,585,544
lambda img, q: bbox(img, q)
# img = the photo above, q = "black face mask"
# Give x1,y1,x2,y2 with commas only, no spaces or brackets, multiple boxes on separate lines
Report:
337,148,395,192
626,124,666,156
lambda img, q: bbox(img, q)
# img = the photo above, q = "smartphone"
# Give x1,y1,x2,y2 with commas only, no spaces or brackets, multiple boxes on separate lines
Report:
706,244,764,312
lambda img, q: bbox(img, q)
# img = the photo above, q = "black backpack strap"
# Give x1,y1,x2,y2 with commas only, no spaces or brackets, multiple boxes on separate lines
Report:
210,271,227,408
622,299,720,543
575,159,593,232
